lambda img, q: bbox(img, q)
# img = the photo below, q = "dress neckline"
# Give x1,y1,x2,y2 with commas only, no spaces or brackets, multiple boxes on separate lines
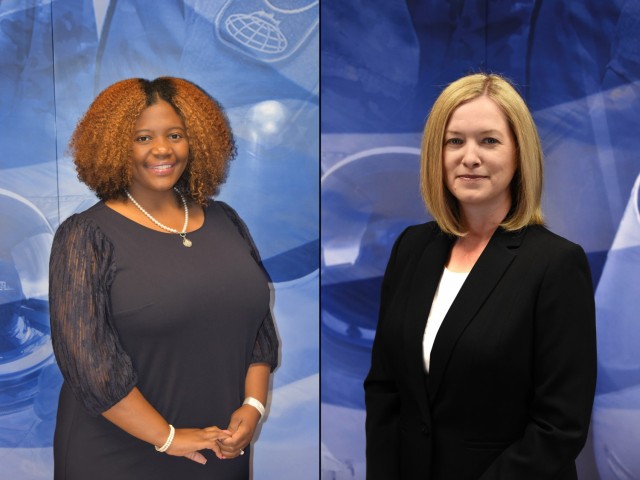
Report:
100,200,208,236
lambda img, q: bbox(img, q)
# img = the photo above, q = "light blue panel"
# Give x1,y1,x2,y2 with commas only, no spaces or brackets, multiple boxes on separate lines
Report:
254,272,319,478
592,174,640,479
0,0,318,478
321,1,640,479
0,2,59,478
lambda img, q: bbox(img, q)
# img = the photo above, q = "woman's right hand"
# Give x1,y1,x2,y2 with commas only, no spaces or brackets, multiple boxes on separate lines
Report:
100,389,232,464
166,427,232,464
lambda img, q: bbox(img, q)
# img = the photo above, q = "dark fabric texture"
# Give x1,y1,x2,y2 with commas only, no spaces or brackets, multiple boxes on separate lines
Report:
49,200,278,480
364,222,596,480
216,201,279,370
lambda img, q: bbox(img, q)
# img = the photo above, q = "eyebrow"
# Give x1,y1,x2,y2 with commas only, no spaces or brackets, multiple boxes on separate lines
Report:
133,126,186,134
445,129,504,136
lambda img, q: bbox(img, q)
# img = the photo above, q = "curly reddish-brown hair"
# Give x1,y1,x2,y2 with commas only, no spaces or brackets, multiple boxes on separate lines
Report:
70,77,236,206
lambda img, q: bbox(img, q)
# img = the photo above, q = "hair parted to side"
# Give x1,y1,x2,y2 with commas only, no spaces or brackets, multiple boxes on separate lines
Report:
420,73,544,237
70,77,236,206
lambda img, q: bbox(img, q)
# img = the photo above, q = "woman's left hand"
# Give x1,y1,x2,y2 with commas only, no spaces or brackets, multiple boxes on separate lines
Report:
217,405,261,459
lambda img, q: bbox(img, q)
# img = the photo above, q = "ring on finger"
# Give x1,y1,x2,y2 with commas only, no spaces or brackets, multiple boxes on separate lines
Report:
240,449,245,456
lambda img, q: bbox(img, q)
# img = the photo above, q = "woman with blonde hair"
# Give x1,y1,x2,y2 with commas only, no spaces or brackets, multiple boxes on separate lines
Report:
365,73,596,479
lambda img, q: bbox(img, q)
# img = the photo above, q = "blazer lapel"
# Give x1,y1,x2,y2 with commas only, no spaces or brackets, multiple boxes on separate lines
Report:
427,228,525,403
402,228,454,421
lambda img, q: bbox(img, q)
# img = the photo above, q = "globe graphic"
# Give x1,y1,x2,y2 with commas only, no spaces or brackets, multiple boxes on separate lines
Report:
225,11,288,54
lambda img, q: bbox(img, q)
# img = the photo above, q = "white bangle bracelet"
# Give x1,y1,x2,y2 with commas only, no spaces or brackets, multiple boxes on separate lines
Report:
155,424,175,453
243,397,265,419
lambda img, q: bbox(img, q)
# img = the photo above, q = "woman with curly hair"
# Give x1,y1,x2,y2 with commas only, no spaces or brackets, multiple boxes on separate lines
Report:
49,77,278,479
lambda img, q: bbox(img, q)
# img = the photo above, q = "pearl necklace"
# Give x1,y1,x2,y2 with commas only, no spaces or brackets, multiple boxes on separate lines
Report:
125,187,192,247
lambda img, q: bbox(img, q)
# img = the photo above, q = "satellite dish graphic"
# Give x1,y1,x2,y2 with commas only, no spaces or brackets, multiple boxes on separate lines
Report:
0,189,54,412
0,188,59,451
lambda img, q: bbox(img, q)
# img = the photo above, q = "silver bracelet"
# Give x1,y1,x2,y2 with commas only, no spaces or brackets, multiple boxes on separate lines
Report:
243,397,265,419
155,424,175,452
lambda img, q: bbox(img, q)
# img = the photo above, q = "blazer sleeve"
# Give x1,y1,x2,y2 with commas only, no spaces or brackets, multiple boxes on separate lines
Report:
364,227,410,479
49,215,138,416
479,241,597,479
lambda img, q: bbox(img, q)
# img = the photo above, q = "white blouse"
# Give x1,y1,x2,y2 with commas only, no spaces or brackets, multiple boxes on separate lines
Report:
422,267,469,373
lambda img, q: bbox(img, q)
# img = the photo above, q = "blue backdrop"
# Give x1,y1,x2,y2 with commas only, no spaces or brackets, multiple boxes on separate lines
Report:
0,0,318,478
321,1,640,479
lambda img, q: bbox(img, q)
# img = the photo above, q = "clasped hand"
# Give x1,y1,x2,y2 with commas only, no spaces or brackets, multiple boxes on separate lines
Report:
166,405,261,464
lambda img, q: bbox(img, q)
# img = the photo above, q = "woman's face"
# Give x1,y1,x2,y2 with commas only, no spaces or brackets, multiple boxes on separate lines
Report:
129,99,189,197
442,95,517,215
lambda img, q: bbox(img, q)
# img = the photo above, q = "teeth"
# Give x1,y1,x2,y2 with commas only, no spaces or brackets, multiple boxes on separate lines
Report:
151,165,172,170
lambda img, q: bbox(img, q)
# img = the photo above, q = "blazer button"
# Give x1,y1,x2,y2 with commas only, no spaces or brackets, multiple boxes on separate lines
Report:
421,424,431,436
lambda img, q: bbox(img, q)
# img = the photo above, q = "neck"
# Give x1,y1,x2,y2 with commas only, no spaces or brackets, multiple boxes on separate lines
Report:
459,199,511,239
126,187,181,211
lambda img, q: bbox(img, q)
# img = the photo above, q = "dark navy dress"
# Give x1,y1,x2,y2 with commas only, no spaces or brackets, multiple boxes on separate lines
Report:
49,201,278,480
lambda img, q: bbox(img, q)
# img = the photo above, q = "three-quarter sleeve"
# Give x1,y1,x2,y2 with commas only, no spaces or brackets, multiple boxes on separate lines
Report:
49,215,137,416
250,311,279,371
217,201,280,371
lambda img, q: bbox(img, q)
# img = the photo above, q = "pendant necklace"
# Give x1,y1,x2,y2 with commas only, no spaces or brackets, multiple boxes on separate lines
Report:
125,187,193,247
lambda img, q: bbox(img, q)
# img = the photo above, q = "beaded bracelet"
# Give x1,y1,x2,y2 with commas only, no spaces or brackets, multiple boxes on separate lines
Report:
155,424,175,452
243,397,265,419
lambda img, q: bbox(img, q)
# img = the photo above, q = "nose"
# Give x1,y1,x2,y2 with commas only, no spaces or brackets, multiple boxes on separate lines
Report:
461,142,481,168
151,138,171,156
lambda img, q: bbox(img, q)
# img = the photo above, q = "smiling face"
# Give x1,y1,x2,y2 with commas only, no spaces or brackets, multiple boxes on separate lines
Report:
443,95,517,218
129,98,189,198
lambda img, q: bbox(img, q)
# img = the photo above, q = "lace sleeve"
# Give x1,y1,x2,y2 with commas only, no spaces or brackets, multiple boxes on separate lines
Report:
49,214,137,416
251,310,279,371
217,202,280,371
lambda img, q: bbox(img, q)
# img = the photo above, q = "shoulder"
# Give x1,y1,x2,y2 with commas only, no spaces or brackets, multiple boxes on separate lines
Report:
207,200,249,233
520,225,587,259
378,221,450,277
516,225,592,283
207,199,240,220
55,204,99,236
207,200,261,257
400,220,443,242
393,220,449,255
52,203,113,253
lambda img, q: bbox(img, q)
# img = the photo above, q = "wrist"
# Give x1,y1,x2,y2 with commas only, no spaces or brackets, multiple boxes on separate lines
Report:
242,397,265,420
155,424,175,453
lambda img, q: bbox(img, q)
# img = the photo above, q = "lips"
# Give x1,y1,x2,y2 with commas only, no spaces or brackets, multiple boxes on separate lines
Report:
458,174,488,180
147,163,175,174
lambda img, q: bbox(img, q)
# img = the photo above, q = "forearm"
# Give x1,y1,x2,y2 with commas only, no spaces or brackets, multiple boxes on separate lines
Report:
102,387,170,447
244,362,270,406
216,363,271,458
102,386,230,462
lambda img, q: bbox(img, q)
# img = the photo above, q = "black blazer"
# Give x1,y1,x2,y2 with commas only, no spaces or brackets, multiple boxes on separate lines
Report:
364,222,596,480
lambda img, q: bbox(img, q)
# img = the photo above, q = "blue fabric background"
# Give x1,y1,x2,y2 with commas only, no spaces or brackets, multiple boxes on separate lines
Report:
321,1,640,478
0,0,318,478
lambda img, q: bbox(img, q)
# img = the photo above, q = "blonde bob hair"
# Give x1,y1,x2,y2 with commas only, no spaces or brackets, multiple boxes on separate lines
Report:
420,73,544,237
